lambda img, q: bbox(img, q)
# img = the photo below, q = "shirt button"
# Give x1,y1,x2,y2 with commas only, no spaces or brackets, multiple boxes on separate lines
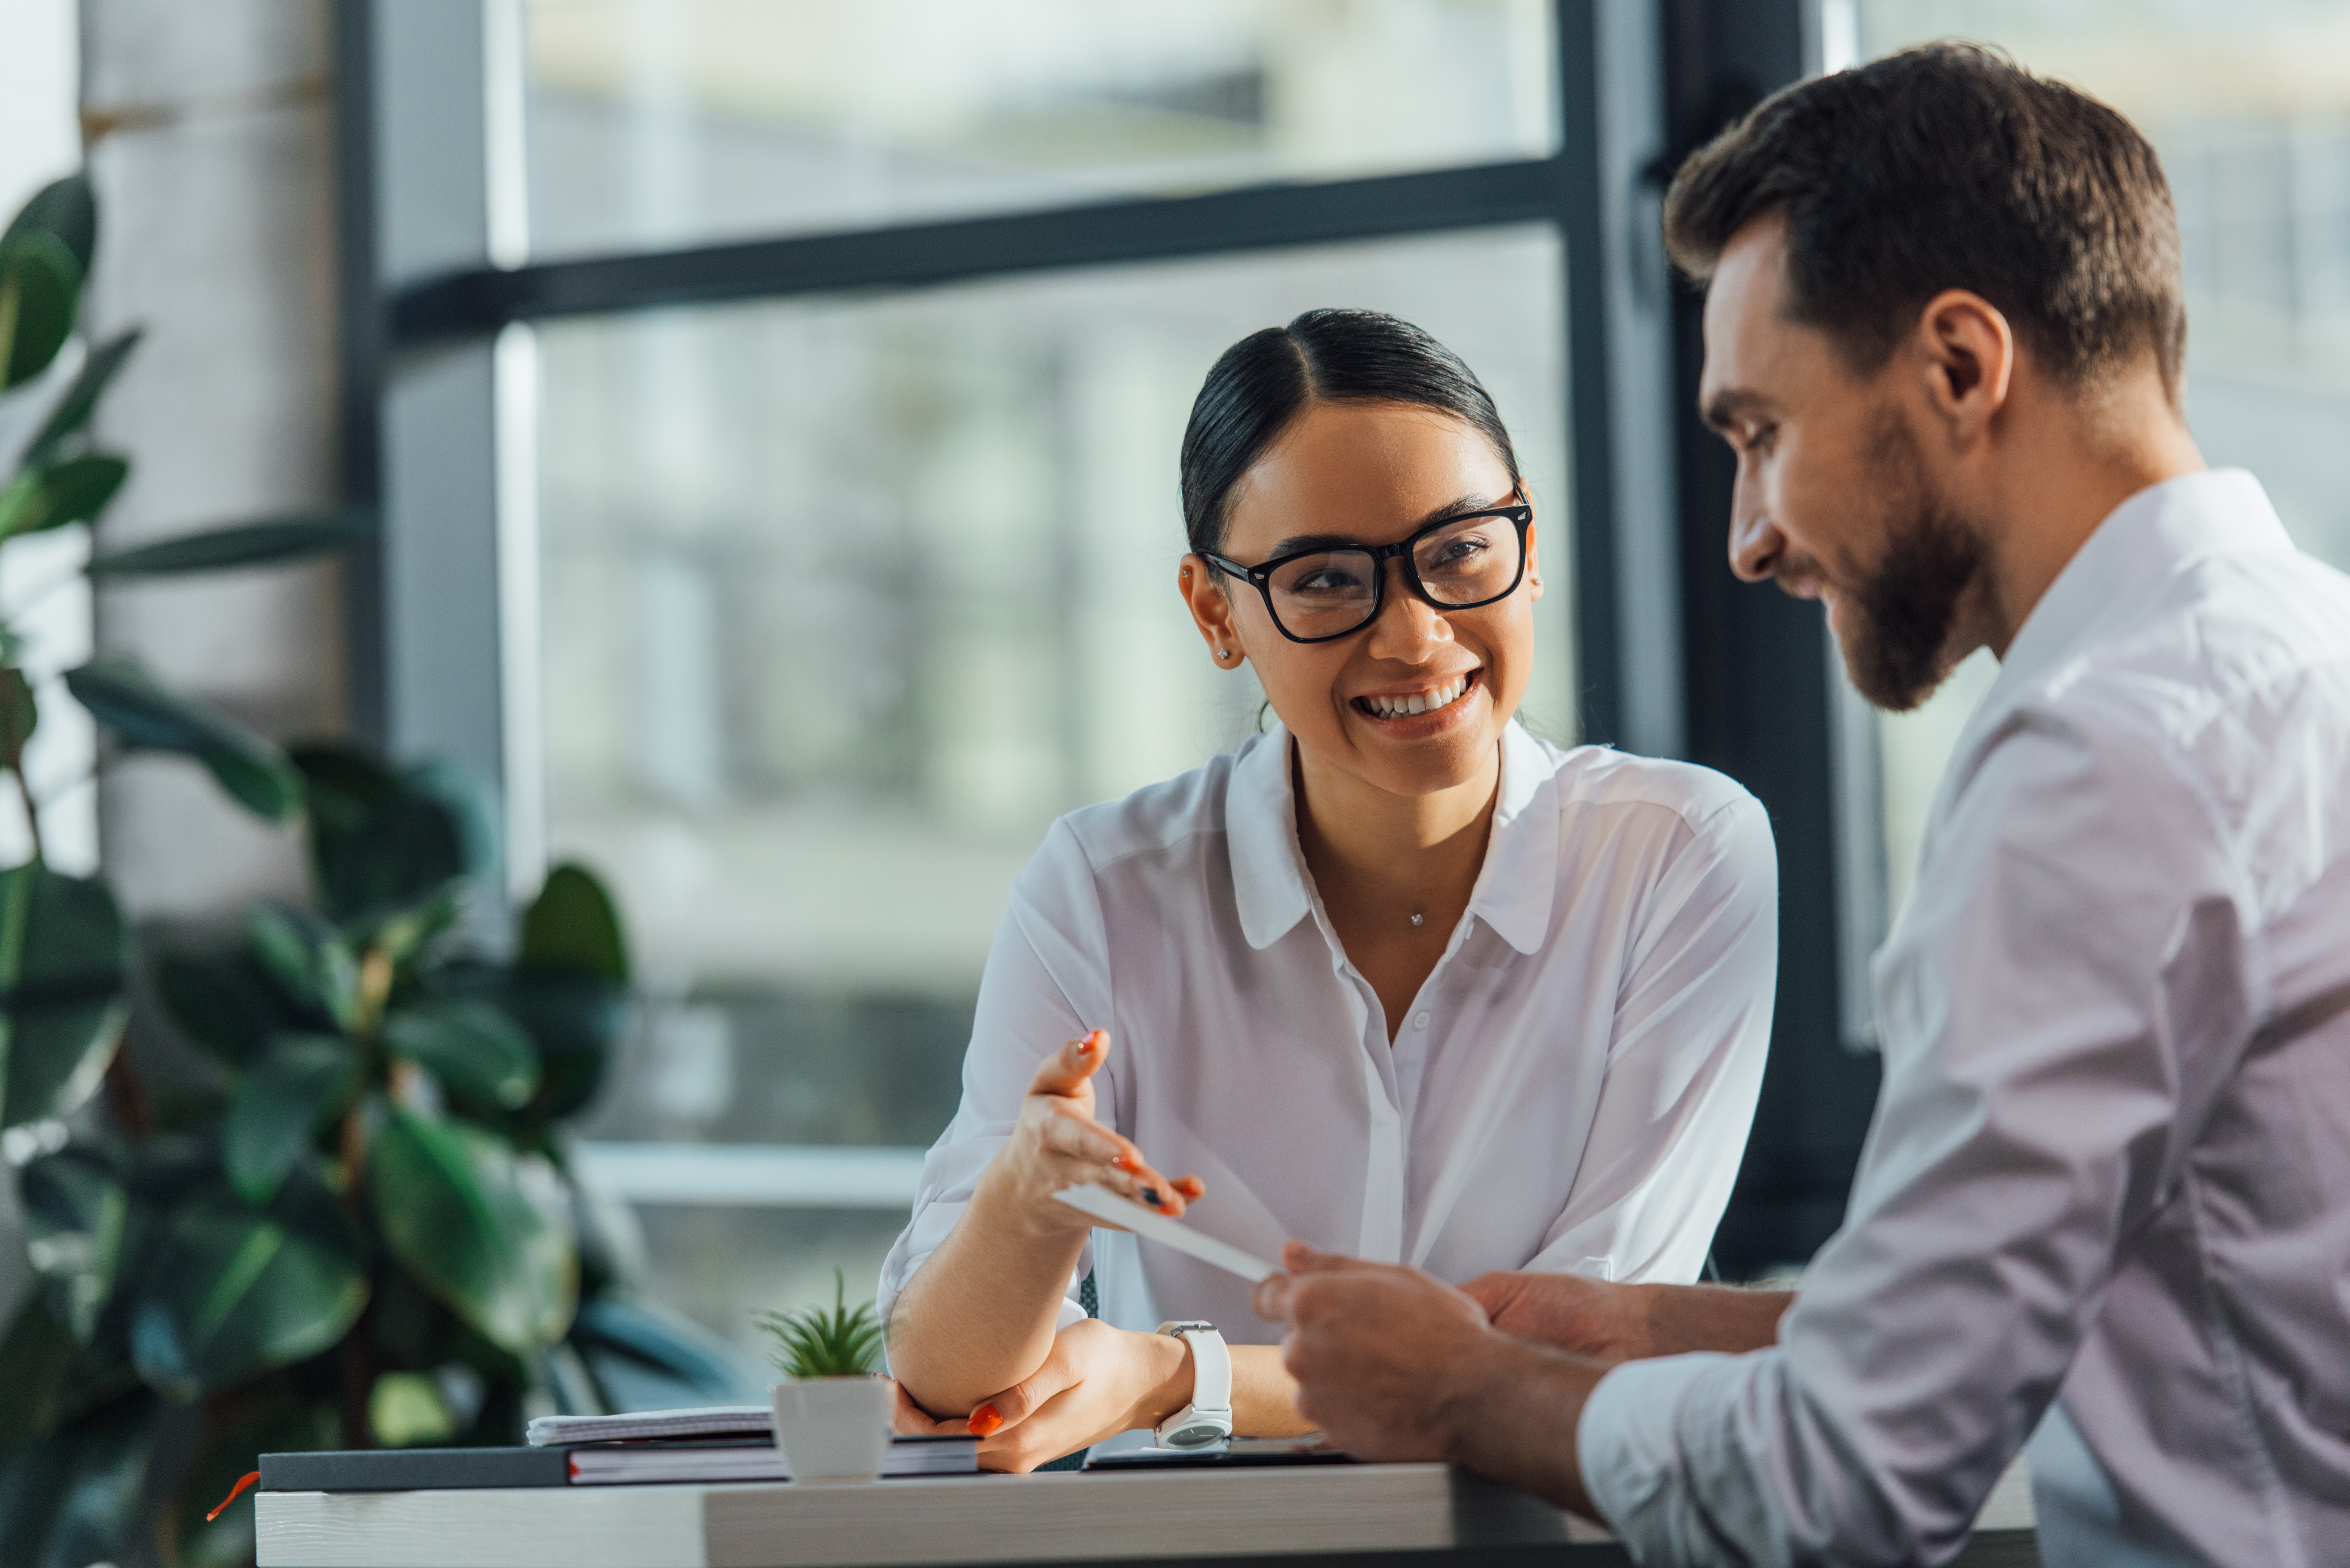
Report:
1413,1012,1430,1030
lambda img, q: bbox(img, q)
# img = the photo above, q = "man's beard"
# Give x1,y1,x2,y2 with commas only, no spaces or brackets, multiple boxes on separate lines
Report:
1793,418,1984,712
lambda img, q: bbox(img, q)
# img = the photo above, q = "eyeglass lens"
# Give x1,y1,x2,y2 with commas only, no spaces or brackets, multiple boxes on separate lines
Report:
1264,514,1522,639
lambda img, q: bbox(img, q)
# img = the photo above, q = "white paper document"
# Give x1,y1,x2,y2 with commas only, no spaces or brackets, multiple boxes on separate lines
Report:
1052,1184,1281,1282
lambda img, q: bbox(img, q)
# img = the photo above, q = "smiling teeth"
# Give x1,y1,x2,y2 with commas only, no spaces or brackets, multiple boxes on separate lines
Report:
1365,675,1471,719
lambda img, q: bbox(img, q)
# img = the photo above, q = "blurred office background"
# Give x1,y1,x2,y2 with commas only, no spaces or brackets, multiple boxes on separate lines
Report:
3,0,2348,1372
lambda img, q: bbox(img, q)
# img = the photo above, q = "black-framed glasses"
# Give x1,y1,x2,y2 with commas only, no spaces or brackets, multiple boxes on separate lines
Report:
1201,494,1534,644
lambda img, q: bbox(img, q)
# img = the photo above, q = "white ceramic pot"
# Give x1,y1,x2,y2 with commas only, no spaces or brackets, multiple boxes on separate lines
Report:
770,1376,891,1483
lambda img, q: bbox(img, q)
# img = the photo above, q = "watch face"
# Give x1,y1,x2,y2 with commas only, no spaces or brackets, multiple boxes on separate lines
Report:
1168,1424,1225,1449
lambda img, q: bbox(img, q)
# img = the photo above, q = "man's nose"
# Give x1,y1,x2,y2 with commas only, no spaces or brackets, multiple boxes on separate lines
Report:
1726,471,1783,584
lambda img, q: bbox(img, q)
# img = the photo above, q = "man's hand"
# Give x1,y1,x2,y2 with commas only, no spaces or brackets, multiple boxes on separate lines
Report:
1464,1273,1795,1363
894,1319,1189,1473
1250,1243,1495,1463
1461,1271,1652,1363
1254,1242,1607,1517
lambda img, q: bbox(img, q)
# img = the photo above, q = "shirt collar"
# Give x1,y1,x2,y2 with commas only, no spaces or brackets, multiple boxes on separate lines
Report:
1225,719,1559,955
1989,468,2293,705
1227,726,1311,950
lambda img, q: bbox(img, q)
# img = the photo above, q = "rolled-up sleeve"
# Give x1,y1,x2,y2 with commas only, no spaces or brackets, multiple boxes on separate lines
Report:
1578,713,2246,1565
876,820,1116,1331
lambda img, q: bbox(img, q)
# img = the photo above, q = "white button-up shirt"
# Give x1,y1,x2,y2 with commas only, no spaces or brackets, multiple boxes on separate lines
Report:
881,721,1777,1364
1581,470,2350,1567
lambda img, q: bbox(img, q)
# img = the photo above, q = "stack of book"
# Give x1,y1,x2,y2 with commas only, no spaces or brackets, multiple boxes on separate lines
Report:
535,1406,975,1486
260,1405,976,1491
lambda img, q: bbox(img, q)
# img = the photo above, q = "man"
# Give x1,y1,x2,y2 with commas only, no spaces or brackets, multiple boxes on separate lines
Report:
1253,44,2350,1568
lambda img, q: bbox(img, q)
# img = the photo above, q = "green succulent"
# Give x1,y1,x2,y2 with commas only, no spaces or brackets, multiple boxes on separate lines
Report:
756,1270,885,1379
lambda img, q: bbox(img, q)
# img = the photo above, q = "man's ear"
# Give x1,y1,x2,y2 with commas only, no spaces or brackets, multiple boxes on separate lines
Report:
1913,288,2015,443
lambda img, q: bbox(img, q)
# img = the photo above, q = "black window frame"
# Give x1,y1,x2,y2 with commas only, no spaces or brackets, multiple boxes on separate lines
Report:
336,0,1874,1276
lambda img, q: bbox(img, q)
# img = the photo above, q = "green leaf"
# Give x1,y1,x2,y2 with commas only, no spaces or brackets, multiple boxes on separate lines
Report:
0,1392,155,1568
0,667,36,765
153,942,330,1070
291,743,474,931
1,175,96,277
64,655,302,820
520,863,629,984
429,961,624,1127
0,864,130,1131
0,1296,78,1462
754,1268,884,1378
224,1034,360,1205
102,1137,233,1365
128,1187,368,1399
290,740,402,825
19,1146,126,1345
383,998,539,1111
406,757,499,879
85,510,376,578
370,887,463,969
0,455,127,539
245,901,361,1030
369,1370,456,1447
571,1295,764,1405
370,1109,576,1355
0,230,80,391
20,328,137,469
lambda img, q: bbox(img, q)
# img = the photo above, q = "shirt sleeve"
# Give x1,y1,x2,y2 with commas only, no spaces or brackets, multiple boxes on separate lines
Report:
1577,708,2250,1565
876,819,1113,1332
1526,793,1778,1285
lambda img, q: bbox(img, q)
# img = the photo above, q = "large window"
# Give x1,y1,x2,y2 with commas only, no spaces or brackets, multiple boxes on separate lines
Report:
541,231,1570,1338
522,0,1558,258
1832,0,2350,1034
337,0,1623,1358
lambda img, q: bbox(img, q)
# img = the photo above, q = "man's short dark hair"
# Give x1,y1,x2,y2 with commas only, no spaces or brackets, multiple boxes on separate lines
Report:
1663,43,2186,395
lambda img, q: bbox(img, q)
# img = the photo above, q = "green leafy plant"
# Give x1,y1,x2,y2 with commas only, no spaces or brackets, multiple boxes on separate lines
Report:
756,1270,885,1379
0,175,754,1568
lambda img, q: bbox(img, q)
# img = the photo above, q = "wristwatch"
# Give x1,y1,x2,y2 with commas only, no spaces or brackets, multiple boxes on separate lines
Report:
1153,1321,1234,1450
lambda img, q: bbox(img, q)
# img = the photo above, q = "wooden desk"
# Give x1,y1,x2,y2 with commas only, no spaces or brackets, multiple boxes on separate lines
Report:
258,1457,2039,1567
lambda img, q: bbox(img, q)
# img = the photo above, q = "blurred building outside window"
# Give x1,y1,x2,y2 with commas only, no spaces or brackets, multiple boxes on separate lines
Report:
1830,0,2350,1041
521,0,1558,259
512,1,1570,1356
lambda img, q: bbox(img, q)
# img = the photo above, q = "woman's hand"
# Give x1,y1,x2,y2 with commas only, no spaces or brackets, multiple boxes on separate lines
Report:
977,1029,1204,1239
886,1029,1203,1419
898,1319,1190,1473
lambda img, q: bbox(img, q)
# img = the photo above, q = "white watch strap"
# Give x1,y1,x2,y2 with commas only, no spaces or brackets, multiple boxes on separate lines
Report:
1160,1322,1232,1413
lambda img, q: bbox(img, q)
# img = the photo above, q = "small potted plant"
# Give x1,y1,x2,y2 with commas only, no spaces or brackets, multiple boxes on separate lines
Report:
757,1270,890,1483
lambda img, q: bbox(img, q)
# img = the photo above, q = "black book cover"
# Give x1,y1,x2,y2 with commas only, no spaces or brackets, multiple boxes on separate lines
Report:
261,1446,571,1492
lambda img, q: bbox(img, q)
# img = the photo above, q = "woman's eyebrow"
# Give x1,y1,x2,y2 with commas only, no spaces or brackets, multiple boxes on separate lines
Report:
1264,494,1506,557
1265,531,1371,556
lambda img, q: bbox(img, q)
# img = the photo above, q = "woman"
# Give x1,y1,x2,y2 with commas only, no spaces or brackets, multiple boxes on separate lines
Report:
880,309,1776,1469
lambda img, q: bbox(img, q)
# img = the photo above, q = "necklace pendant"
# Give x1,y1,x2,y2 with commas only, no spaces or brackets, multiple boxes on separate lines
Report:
1409,912,1424,927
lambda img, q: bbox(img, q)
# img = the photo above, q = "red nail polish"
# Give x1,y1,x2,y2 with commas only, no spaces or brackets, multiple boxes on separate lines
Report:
970,1404,1004,1437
